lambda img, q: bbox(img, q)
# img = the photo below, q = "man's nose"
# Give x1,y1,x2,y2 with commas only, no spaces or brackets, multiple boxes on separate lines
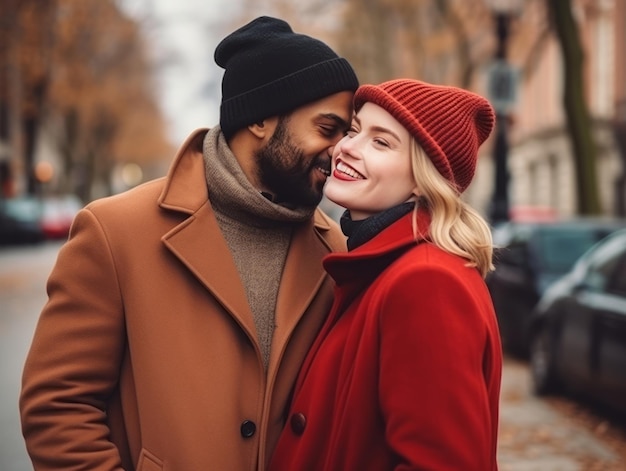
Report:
327,144,336,157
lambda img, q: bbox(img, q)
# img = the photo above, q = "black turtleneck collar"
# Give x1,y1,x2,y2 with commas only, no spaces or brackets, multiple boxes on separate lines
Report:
340,202,416,251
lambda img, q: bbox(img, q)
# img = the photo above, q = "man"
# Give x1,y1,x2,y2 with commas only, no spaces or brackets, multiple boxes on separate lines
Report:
19,16,358,471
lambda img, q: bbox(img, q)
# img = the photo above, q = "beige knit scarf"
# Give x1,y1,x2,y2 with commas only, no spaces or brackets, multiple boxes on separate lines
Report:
203,127,314,369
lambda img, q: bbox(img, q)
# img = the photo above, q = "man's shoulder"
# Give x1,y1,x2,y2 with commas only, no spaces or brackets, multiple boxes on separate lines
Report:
86,178,166,215
314,208,346,252
86,127,210,217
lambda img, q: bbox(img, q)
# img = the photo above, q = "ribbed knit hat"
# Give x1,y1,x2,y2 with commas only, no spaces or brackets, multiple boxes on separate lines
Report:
215,16,359,140
354,79,495,193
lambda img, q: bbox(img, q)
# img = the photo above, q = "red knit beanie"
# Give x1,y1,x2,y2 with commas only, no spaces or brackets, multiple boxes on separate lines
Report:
354,79,495,193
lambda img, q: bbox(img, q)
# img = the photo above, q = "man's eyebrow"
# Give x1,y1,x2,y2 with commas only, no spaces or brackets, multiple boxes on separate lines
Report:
318,113,350,129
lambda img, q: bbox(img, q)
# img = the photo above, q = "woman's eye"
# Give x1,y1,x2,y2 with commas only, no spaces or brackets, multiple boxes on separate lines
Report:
346,127,358,137
374,138,390,148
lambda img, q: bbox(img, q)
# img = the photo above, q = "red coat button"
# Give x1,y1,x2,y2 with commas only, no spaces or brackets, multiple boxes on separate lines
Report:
290,412,306,435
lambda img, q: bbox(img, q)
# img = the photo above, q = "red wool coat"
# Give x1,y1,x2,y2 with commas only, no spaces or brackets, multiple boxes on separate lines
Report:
269,211,502,471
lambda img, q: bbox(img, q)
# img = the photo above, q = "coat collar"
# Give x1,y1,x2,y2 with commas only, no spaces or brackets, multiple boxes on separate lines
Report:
323,208,431,288
293,209,431,399
158,129,208,214
314,209,431,328
156,128,335,355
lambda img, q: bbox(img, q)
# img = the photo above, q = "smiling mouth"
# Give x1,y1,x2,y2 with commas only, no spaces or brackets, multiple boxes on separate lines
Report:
316,165,331,177
336,161,365,179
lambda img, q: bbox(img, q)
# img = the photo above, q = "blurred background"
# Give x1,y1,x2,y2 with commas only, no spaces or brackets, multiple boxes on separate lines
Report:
1,0,625,224
2,0,626,470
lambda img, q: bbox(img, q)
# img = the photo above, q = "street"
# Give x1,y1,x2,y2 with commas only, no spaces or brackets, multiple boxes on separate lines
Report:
0,241,62,471
1,242,625,470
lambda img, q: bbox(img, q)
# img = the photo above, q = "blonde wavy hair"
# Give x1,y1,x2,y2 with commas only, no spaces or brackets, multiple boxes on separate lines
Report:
409,139,494,278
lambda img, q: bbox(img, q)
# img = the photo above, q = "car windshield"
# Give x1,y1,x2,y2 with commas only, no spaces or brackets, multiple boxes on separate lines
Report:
535,227,618,274
1,197,42,223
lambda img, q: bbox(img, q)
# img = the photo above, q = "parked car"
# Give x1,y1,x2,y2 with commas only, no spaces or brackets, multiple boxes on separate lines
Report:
0,194,82,245
40,194,82,239
0,197,45,246
487,219,626,357
528,229,626,415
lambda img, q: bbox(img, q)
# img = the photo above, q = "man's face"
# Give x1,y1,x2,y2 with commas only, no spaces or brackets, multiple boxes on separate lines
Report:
255,91,353,207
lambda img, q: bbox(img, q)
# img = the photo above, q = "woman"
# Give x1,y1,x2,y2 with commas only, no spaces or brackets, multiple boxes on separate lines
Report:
269,79,502,471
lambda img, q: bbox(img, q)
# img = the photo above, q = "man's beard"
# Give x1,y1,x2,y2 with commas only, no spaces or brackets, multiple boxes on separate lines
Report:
255,118,326,208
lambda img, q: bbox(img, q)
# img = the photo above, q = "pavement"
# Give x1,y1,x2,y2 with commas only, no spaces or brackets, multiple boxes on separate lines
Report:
498,357,625,471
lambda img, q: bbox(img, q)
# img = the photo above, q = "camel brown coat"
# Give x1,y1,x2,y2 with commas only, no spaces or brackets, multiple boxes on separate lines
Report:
19,129,346,471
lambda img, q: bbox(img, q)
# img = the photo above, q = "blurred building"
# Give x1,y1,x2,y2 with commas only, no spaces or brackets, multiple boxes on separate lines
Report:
319,0,625,220
473,0,626,219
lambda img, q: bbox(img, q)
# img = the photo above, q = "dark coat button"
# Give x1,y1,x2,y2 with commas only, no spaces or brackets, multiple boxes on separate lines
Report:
290,412,306,435
240,420,256,438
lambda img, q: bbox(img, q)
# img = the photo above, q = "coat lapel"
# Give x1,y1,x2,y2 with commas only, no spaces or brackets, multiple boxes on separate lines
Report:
158,128,257,343
161,202,257,340
271,216,331,353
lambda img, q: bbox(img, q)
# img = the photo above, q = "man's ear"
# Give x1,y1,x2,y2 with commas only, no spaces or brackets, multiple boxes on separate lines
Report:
248,117,279,139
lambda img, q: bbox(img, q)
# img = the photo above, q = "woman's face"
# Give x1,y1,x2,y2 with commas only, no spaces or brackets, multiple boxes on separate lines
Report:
324,102,417,220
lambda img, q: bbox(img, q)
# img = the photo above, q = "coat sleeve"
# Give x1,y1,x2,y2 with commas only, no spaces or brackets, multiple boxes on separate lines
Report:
377,262,499,471
20,208,127,471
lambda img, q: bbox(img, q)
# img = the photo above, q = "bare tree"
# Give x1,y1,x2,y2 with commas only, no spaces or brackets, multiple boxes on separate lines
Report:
546,0,602,215
49,0,171,200
0,0,172,201
0,0,58,195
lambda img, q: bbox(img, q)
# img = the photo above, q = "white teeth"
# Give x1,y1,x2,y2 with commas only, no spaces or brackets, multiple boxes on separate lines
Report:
317,167,330,176
336,161,364,179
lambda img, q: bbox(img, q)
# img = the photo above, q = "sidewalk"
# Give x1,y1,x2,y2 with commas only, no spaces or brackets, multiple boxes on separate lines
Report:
498,357,625,471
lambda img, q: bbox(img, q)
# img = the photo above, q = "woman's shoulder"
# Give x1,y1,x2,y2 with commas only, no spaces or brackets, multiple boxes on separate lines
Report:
402,242,471,271
376,242,484,293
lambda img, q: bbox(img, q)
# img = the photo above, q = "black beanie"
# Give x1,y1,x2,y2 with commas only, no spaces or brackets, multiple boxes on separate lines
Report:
215,16,359,140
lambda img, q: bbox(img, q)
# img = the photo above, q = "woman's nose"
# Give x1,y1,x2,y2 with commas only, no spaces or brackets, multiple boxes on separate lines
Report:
337,134,358,157
327,133,348,157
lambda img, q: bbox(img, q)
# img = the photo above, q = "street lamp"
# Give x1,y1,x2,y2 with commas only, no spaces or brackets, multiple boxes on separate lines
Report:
485,0,523,224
